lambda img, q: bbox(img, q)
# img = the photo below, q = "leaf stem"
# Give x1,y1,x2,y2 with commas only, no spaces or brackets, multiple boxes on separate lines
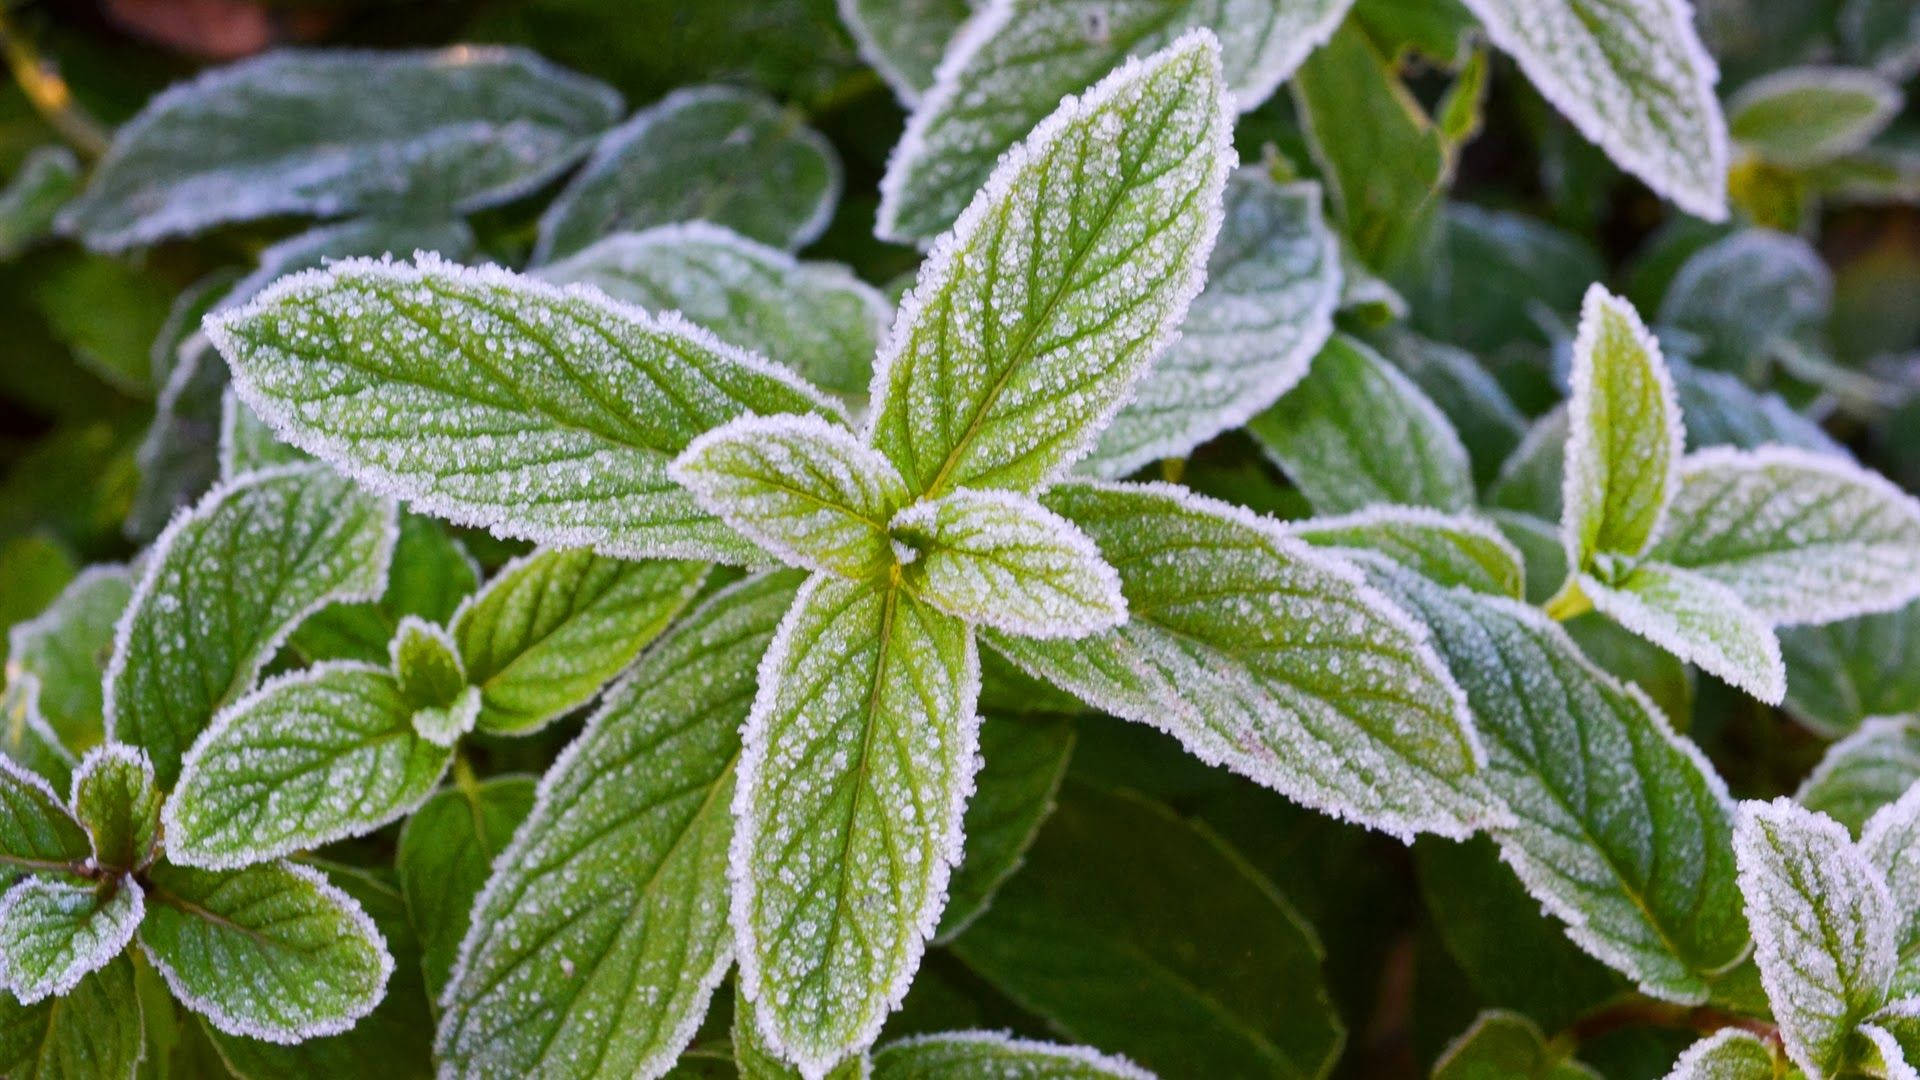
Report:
0,9,109,160
1543,579,1592,621
1558,995,1779,1049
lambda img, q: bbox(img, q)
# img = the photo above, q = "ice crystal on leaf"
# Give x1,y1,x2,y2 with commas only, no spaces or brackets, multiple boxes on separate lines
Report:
0,875,142,1004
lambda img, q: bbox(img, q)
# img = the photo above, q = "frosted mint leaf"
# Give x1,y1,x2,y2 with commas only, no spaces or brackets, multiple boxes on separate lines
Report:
0,876,141,1004
396,774,534,1002
1368,326,1529,486
868,31,1233,495
871,1032,1151,1079
1085,171,1341,478
672,414,909,579
0,146,78,261
1864,1001,1920,1077
1248,335,1475,514
57,48,621,251
1432,1010,1600,1080
891,489,1125,639
1290,507,1526,598
1580,563,1785,703
1487,510,1569,606
838,0,974,103
733,990,869,1079
1489,407,1569,522
105,464,396,788
1657,229,1831,374
1862,785,1920,998
0,954,141,1080
70,746,161,872
165,662,451,869
451,548,706,735
1559,286,1683,574
1728,66,1904,167
732,575,979,1073
439,572,803,1079
288,511,479,667
0,756,90,874
1663,1029,1779,1080
985,482,1492,841
535,86,839,262
935,715,1072,942
1649,447,1920,625
5,564,131,753
1373,566,1748,1003
140,859,392,1044
1674,363,1848,457
390,617,466,713
220,388,307,479
1454,0,1729,220
1780,601,1920,737
538,222,889,396
877,0,1342,242
1733,798,1896,1078
1798,717,1920,834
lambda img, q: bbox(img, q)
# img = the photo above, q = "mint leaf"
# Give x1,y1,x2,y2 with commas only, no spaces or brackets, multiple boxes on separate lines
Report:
935,715,1073,942
1674,363,1848,457
452,548,706,735
58,48,622,251
732,989,867,1078
1728,66,1903,167
1432,1010,1599,1080
1734,798,1896,1078
534,86,840,262
868,32,1233,495
877,0,1340,242
733,575,979,1072
208,256,844,565
891,489,1126,639
1455,0,1729,220
0,757,89,874
166,662,451,869
1798,717,1920,835
70,746,161,872
439,572,802,1078
673,414,909,579
838,0,972,104
1664,1029,1779,1080
538,222,889,397
140,859,392,1044
871,1032,1151,1079
390,617,466,712
288,511,478,666
1559,286,1683,572
1657,229,1831,375
4,564,131,755
1085,171,1341,478
1369,325,1530,486
1248,335,1475,514
1489,408,1569,522
395,774,535,1002
1579,563,1785,703
1488,510,1570,606
985,482,1492,840
0,146,78,261
0,877,142,1003
1290,507,1526,598
1649,446,1920,625
1861,785,1920,998
0,954,141,1080
1780,600,1920,736
220,388,307,479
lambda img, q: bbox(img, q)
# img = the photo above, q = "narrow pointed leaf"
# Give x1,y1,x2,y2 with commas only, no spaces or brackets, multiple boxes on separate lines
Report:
5,565,132,753
867,32,1233,495
438,572,802,1079
1432,1010,1600,1080
0,757,90,874
1862,785,1920,998
0,878,142,1003
1664,1029,1779,1080
395,774,535,1002
935,714,1074,942
838,0,973,104
1728,66,1903,167
1779,599,1920,737
1290,507,1525,598
1798,716,1920,835
871,1032,1151,1079
0,954,141,1080
1580,563,1785,703
70,746,161,872
207,256,846,565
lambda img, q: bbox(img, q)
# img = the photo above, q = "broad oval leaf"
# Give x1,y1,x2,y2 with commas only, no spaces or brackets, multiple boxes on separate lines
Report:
0,758,88,874
1674,363,1847,457
1453,0,1729,220
1664,1029,1779,1080
534,85,840,262
1657,228,1831,374
837,0,974,104
1432,1010,1600,1080
934,714,1073,942
1780,600,1920,737
1290,506,1526,598
395,774,535,1002
538,222,889,397
871,1031,1151,1079
1579,563,1785,703
1728,66,1904,167
732,575,980,1073
866,31,1233,496
58,48,623,252
1862,784,1920,998
207,255,846,566
877,0,1344,242
450,548,707,734
0,877,142,1003
4,564,132,755
1368,326,1529,486
438,571,803,1079
1085,171,1341,478
70,745,161,872
985,482,1492,841
1798,716,1920,834
0,954,142,1080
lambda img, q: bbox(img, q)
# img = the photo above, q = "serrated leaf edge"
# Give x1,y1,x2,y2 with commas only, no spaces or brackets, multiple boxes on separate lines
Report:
0,875,145,1004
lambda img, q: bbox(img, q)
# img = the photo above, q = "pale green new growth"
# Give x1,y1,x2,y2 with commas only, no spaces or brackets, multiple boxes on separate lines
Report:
871,1032,1153,1079
0,877,142,1003
0,955,141,1080
70,747,160,872
1580,564,1785,703
1728,66,1904,167
1663,1029,1779,1080
1290,507,1526,598
391,617,466,712
1432,1010,1600,1080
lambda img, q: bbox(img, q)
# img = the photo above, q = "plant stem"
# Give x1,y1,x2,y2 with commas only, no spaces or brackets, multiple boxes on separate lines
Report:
1559,995,1779,1048
0,9,109,160
1543,579,1592,621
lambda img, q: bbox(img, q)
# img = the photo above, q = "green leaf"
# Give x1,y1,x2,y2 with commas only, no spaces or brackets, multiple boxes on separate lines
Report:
1562,612,1696,734
1657,228,1830,375
0,877,142,1003
1862,785,1920,999
534,86,839,262
1558,286,1683,573
1371,566,1748,1003
105,464,396,788
438,572,802,1078
1733,798,1895,1078
288,511,479,667
1487,510,1570,606
1489,409,1569,522
1578,563,1785,703
30,253,175,396
867,32,1233,496
733,576,978,1072
166,662,451,869
220,388,307,480
838,0,973,103
0,954,142,1080
935,715,1073,942
58,47,623,251
1673,362,1847,457
451,548,707,735
949,782,1343,1079
1664,1029,1779,1080
4,564,132,754
390,617,467,712
732,989,868,1079
1798,716,1920,835
0,757,88,875
871,1031,1150,1079
672,414,909,580
1367,325,1528,486
1432,1010,1600,1080
0,147,79,261
1454,0,1729,220
1648,446,1920,625
985,482,1492,840
1403,204,1605,361
70,746,160,872
538,222,889,397
1862,1002,1920,1080
207,256,844,566
891,489,1126,639
1779,600,1920,737
1248,334,1475,514
1290,507,1525,598
139,859,391,1044
1728,66,1903,167
1084,171,1341,478
395,774,535,1002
